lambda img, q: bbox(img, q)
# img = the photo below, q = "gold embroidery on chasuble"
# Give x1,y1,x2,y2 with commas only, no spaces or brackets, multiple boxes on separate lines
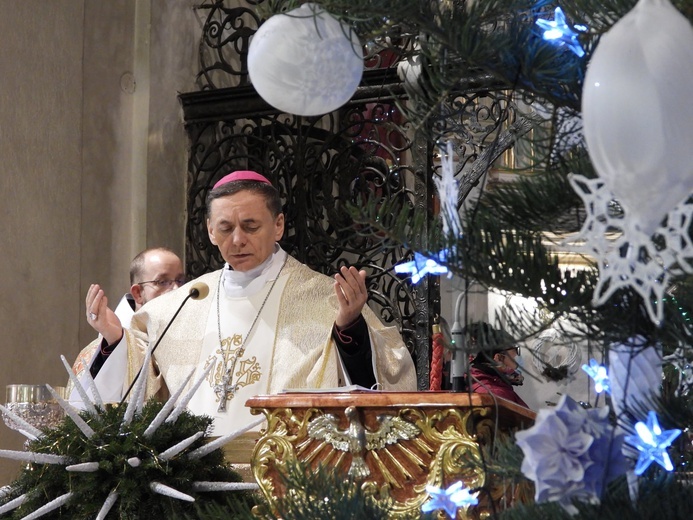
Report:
192,260,288,423
72,344,98,377
235,358,262,385
204,333,263,405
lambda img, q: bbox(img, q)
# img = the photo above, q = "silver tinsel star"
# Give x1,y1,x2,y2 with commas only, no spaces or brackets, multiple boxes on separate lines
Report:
433,141,462,238
663,347,693,397
569,174,693,325
0,354,259,519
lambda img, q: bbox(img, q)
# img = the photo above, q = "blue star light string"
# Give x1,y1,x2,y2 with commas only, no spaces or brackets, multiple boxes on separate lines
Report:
395,252,450,284
624,411,681,475
536,7,587,57
582,358,611,394
421,481,478,519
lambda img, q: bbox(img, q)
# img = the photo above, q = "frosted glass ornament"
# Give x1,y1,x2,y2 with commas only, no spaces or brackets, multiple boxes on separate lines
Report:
248,3,363,116
582,0,693,236
609,338,662,418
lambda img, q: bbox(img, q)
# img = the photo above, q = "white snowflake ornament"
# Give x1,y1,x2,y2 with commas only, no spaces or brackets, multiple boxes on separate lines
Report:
569,174,693,325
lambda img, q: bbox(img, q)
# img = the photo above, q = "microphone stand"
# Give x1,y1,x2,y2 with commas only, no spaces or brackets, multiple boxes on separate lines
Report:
119,286,203,405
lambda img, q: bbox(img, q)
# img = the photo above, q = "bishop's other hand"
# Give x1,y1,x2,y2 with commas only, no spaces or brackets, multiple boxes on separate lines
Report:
334,266,368,328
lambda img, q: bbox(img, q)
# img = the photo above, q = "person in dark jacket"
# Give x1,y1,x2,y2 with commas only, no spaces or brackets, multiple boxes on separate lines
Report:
466,322,530,408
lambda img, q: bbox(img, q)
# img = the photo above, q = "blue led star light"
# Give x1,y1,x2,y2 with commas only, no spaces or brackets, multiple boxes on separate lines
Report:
625,411,682,475
536,7,587,57
581,358,611,394
395,252,449,284
422,481,478,519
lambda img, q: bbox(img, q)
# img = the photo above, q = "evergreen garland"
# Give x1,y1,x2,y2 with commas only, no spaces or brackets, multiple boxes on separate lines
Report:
0,401,255,519
179,461,430,520
172,451,693,520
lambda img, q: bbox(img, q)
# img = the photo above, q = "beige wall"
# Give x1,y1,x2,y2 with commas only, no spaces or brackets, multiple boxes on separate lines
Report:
0,0,198,484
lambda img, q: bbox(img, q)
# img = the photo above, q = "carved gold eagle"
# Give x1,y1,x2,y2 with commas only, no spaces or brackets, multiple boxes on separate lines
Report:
307,406,421,478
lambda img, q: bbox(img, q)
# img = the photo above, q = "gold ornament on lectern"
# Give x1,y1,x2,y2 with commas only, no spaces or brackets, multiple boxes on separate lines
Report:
307,405,421,479
248,393,535,519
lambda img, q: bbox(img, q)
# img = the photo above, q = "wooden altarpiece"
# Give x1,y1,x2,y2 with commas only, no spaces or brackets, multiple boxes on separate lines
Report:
243,392,535,519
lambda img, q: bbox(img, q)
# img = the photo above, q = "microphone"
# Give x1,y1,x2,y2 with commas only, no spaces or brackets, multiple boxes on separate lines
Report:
450,289,469,392
119,282,210,405
189,281,209,300
450,319,468,392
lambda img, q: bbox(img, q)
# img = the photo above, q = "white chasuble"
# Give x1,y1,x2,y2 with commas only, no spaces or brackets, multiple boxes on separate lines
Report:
187,275,288,434
123,247,417,438
68,294,135,408
186,247,289,434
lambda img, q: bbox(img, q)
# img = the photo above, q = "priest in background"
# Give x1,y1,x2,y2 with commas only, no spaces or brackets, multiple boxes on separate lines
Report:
86,171,417,434
68,247,185,406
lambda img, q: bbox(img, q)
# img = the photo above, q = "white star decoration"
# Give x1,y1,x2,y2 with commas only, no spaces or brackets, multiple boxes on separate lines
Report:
0,353,260,518
421,481,479,518
569,174,693,325
624,411,681,475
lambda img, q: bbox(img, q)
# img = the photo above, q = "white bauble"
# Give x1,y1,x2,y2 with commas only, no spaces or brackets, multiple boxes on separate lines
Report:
248,3,363,116
582,0,693,236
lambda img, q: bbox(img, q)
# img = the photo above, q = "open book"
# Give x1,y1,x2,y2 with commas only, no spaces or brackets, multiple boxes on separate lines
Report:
280,384,381,393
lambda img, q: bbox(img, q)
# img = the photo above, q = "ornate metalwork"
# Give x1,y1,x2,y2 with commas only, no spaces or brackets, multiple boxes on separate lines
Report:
195,0,264,89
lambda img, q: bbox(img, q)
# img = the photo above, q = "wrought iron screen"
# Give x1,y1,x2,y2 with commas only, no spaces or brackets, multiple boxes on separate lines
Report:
181,0,526,390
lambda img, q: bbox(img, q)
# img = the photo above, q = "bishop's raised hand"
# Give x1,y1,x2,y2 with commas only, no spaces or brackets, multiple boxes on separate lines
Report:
333,266,368,328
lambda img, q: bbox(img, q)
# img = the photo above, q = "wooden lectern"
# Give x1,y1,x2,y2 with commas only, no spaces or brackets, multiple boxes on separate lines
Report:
245,392,535,519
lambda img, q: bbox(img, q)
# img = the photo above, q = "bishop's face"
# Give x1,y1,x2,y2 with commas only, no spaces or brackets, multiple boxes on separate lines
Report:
207,190,285,272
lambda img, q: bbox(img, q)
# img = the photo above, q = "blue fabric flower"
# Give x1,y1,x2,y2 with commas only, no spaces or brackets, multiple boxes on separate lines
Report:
516,395,626,514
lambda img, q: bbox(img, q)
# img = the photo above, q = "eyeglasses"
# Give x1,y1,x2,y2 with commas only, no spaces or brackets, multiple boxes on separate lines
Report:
504,346,521,356
138,278,187,288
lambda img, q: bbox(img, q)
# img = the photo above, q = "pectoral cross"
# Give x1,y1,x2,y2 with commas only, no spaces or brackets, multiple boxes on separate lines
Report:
214,347,244,412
